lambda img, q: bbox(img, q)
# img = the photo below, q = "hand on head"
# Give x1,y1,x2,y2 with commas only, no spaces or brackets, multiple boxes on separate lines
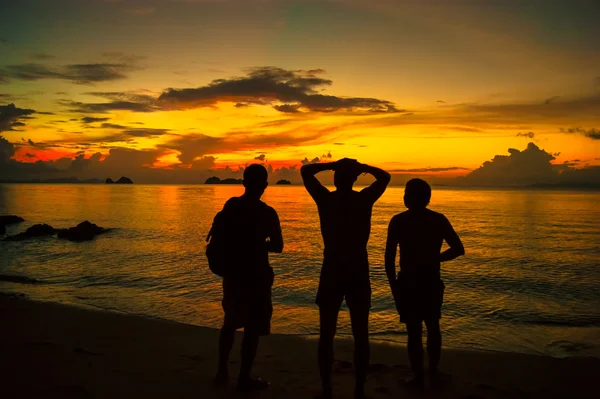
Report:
334,158,363,175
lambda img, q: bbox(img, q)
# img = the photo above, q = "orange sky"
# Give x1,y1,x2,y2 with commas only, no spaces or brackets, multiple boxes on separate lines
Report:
1,0,599,184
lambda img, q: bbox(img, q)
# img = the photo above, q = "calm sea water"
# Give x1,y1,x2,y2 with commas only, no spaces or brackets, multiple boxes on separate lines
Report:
1,184,599,358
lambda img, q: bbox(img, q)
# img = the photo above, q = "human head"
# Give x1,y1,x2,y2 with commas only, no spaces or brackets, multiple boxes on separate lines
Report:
404,178,431,209
243,164,269,198
333,158,360,191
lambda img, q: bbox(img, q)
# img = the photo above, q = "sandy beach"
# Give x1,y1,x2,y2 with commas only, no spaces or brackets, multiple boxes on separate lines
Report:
0,294,598,399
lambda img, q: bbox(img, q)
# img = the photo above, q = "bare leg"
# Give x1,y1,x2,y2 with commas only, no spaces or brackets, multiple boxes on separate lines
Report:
217,324,236,383
349,306,370,399
318,305,340,398
424,318,441,373
239,330,259,382
405,321,425,389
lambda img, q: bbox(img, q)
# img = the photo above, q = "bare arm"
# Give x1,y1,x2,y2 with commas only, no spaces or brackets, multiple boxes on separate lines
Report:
266,209,283,253
440,216,464,262
301,162,335,201
385,217,399,284
360,163,391,203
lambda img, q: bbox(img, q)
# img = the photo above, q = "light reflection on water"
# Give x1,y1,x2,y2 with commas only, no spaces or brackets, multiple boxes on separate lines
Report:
1,184,599,357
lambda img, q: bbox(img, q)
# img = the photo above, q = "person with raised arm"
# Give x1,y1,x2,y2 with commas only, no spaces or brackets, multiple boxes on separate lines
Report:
301,158,390,399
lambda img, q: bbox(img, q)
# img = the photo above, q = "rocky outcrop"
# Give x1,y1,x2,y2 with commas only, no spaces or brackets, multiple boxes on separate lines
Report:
276,179,291,185
0,215,25,225
106,177,133,184
56,221,109,242
116,176,133,184
204,177,243,184
4,224,55,241
4,221,109,242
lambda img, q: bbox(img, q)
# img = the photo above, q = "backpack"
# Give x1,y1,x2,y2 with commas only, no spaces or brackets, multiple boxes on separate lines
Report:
206,210,227,277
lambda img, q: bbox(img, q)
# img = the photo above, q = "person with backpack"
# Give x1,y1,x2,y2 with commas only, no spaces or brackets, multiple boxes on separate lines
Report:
206,164,283,391
385,178,464,391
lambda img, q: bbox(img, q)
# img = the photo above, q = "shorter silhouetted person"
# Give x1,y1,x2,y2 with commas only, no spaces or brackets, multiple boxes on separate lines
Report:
302,158,391,399
385,178,464,390
211,164,283,391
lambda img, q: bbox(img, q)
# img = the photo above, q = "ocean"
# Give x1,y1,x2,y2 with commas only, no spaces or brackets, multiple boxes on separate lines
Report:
1,184,599,358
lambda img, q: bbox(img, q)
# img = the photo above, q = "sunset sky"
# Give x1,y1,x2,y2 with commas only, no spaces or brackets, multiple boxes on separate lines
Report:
1,0,599,185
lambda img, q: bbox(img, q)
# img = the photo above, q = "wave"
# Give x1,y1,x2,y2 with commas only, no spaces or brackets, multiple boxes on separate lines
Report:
0,274,42,285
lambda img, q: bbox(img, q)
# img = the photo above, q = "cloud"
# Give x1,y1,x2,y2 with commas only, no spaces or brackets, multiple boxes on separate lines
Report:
461,142,563,186
389,167,470,173
0,135,15,162
60,91,159,113
436,100,446,103
82,116,110,124
29,53,56,60
100,122,128,129
544,96,561,104
560,127,600,140
254,154,266,161
157,66,400,114
0,63,135,84
59,99,157,113
301,156,321,165
517,132,535,138
0,103,36,132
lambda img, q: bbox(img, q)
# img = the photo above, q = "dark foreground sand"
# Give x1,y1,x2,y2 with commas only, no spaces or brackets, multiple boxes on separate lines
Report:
1,295,598,399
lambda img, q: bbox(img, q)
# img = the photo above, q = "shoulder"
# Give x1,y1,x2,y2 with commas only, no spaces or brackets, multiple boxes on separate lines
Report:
390,211,408,225
261,202,279,217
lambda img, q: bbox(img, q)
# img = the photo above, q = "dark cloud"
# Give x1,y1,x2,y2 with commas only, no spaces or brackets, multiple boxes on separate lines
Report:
25,153,37,158
461,142,561,186
101,52,146,64
158,67,400,114
82,116,110,124
517,132,535,138
37,111,55,115
59,99,157,113
322,151,332,159
60,91,158,113
544,96,561,104
29,53,56,60
0,135,15,162
436,100,446,103
0,103,36,132
390,167,469,173
334,143,345,145
447,126,483,133
235,103,250,108
0,63,135,84
100,123,128,129
274,104,301,113
254,154,266,161
560,127,600,140
301,156,321,165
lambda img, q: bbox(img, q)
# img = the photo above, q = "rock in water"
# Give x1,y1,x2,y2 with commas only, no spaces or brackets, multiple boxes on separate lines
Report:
0,215,25,225
106,178,115,184
115,176,133,184
5,224,55,241
56,221,108,242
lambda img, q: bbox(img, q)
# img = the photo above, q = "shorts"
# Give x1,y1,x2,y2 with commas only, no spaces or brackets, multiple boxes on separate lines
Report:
315,267,371,311
222,271,273,336
393,272,444,323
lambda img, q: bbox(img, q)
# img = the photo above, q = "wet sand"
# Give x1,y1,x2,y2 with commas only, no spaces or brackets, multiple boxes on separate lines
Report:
0,294,598,398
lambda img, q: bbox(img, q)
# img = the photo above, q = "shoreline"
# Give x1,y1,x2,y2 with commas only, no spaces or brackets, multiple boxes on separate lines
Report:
1,294,599,398
1,287,597,359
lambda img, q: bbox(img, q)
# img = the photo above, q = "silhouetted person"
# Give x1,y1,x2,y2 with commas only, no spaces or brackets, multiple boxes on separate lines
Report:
385,178,464,390
301,158,391,399
213,164,283,391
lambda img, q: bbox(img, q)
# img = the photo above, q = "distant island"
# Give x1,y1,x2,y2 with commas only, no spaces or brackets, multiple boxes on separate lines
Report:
276,179,291,185
0,177,103,184
204,177,243,184
106,177,133,184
